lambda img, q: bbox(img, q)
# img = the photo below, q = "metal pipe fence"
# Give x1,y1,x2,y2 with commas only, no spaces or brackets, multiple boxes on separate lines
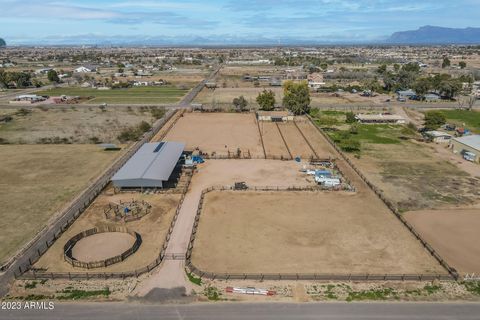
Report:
185,184,454,282
305,114,459,280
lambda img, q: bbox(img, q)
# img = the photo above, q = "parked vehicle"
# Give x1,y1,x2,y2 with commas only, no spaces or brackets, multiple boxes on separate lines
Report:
463,151,476,162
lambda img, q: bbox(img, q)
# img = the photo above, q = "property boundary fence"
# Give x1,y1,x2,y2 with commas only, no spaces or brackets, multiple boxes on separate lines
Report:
305,114,459,280
185,185,453,282
18,168,193,280
63,226,141,269
10,109,182,279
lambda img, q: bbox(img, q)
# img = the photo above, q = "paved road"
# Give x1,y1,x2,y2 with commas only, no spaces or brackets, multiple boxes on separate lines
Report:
1,302,480,320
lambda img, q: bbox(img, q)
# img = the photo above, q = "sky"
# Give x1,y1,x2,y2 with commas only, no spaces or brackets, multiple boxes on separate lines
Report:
1,0,479,45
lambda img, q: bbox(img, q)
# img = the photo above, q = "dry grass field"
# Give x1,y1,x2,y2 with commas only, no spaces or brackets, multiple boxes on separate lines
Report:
0,145,123,264
34,188,180,272
0,106,158,144
349,141,480,211
191,190,445,275
193,87,284,106
404,208,480,275
163,112,264,157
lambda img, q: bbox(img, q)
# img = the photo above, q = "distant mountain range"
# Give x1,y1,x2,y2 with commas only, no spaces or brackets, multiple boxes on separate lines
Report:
3,26,480,46
386,26,480,44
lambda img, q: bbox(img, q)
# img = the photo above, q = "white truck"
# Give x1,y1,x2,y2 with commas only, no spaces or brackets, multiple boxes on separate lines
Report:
463,151,476,162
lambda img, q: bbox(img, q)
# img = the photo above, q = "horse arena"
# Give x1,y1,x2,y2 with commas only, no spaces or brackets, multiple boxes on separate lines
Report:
29,111,452,280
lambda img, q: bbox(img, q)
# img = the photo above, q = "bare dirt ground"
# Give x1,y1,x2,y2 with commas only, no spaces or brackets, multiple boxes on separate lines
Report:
71,232,136,263
277,122,315,159
133,159,313,295
34,188,180,272
0,145,123,265
163,112,264,157
191,190,445,275
294,119,335,159
404,208,480,275
258,122,290,158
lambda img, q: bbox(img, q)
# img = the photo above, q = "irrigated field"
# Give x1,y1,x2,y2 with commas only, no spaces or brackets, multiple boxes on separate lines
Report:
191,190,445,275
163,112,264,157
0,145,123,265
36,86,190,104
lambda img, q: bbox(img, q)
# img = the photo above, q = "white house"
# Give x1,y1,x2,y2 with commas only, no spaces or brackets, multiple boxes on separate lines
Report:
74,65,96,73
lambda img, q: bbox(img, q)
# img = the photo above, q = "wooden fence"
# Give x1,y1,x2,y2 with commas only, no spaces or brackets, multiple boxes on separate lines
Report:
18,168,193,280
63,226,141,269
11,109,185,279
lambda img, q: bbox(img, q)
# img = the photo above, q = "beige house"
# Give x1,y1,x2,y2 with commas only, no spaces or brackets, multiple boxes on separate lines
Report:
450,135,480,163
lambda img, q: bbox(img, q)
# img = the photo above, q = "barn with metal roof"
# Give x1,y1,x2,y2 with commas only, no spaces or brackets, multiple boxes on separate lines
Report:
112,141,185,188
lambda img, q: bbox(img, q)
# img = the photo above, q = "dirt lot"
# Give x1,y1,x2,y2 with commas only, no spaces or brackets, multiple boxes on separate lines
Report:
34,188,180,272
404,208,480,275
0,106,158,144
163,112,264,157
258,122,290,158
0,145,123,265
72,232,136,263
191,190,445,275
294,119,335,159
277,122,315,159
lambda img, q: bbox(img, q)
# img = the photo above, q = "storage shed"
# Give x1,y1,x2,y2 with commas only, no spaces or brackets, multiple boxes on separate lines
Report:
450,135,480,163
256,111,294,122
112,142,185,189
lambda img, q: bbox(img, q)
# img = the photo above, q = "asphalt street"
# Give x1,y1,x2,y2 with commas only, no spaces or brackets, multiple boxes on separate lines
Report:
1,302,480,320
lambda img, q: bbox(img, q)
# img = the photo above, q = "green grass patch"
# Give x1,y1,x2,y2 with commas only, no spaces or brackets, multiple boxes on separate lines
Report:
464,282,480,295
423,284,442,295
57,288,110,300
429,110,480,133
24,294,53,301
346,288,397,302
24,281,37,289
36,86,189,104
204,286,222,301
186,269,202,286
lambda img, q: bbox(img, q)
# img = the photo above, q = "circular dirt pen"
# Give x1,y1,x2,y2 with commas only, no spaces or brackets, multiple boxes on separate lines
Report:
64,226,142,269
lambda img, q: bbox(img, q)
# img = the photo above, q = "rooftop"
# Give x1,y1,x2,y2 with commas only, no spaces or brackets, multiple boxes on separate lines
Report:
112,141,185,182
355,114,405,121
452,135,480,151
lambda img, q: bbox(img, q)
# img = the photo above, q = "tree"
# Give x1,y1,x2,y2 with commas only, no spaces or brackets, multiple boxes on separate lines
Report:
424,111,446,130
345,111,356,123
0,38,5,47
282,81,310,115
233,95,248,112
138,120,151,132
412,77,431,97
256,89,276,111
376,64,387,75
442,57,451,68
47,69,60,83
459,61,467,69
